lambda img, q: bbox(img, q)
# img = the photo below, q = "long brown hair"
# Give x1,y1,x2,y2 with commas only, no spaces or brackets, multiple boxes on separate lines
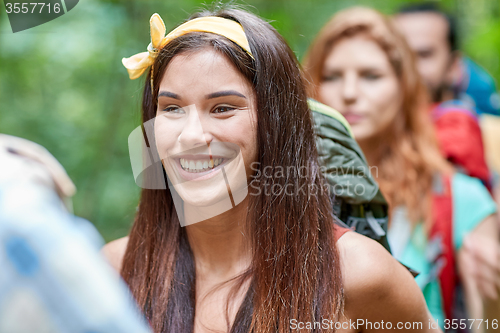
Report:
121,6,343,333
303,7,451,224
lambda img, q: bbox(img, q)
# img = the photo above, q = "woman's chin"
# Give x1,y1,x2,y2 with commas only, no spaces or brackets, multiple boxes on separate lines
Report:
350,125,374,142
174,185,231,208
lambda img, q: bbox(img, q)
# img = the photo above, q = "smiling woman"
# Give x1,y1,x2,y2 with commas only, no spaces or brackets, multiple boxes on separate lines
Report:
154,50,255,222
102,5,440,333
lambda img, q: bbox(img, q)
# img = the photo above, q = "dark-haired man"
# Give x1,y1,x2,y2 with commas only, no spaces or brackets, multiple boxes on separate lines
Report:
394,3,493,191
395,2,500,116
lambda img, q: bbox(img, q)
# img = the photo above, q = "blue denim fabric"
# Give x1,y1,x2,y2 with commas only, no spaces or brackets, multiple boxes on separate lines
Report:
0,180,151,333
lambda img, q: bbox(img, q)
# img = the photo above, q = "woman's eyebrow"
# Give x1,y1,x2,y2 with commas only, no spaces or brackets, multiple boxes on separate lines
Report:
322,68,341,74
206,90,246,99
158,91,181,99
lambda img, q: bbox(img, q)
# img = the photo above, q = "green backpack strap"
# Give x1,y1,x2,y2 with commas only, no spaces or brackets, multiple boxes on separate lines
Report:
308,99,392,253
308,99,354,137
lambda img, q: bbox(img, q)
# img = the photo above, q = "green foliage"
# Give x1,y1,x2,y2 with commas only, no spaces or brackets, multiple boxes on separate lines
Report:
1,0,498,242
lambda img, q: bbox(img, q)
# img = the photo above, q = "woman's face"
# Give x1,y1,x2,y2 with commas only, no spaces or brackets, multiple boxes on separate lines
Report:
319,35,402,141
154,48,257,210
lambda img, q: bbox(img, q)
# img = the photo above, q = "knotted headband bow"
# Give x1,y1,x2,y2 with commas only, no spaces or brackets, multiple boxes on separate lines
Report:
122,13,254,80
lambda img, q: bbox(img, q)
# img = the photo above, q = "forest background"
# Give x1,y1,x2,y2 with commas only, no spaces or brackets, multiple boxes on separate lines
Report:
1,0,498,241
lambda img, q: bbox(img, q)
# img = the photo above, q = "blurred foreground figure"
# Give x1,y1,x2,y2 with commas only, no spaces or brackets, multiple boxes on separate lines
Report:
394,2,495,191
0,134,151,333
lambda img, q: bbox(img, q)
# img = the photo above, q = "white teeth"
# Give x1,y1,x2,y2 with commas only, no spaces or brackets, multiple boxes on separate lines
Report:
179,158,224,172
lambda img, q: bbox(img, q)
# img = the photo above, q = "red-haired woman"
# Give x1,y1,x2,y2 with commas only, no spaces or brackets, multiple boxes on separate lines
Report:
102,6,439,333
304,6,500,330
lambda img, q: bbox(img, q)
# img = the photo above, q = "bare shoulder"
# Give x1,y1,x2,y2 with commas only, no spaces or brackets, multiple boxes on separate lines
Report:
101,236,129,273
336,232,436,331
337,231,401,296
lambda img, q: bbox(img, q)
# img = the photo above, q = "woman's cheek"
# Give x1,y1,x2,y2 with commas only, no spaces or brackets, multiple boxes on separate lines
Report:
154,124,180,157
379,83,402,126
319,83,341,110
351,120,374,141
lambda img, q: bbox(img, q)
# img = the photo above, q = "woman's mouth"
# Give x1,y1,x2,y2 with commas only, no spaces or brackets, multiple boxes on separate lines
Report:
343,112,364,124
169,155,232,182
179,157,225,173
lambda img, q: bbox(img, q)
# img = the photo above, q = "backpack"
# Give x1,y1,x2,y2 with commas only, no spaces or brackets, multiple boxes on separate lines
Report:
430,174,471,332
309,99,391,253
431,100,492,192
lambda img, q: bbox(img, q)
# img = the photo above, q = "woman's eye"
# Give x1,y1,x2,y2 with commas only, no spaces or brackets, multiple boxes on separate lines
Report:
162,106,184,113
213,105,236,113
322,74,341,82
363,73,381,81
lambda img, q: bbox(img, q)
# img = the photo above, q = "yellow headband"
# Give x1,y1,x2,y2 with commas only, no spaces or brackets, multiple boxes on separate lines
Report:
122,13,254,80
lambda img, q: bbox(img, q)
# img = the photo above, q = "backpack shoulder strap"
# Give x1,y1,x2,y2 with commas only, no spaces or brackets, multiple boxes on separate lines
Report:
430,173,457,321
431,100,479,121
308,99,354,137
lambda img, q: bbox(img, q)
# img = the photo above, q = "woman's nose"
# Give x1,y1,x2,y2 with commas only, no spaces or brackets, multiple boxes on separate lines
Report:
178,105,212,148
342,73,358,104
